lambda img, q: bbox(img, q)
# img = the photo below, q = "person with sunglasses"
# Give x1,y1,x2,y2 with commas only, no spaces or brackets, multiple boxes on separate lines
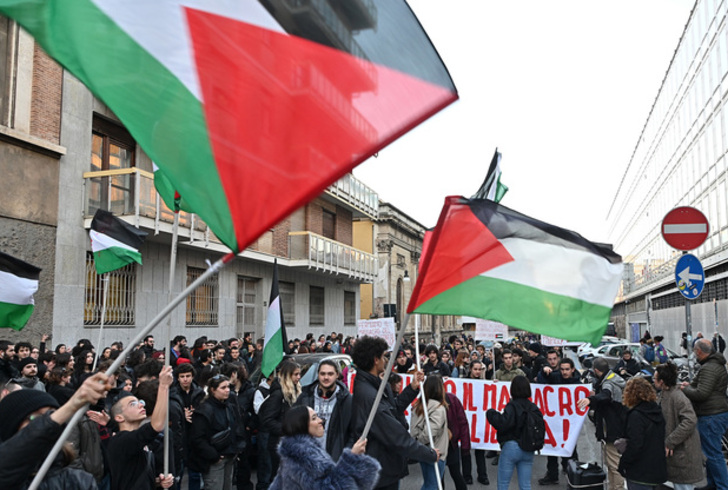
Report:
108,365,174,490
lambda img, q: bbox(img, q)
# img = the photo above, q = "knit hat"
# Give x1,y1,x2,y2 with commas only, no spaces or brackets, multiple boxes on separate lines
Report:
18,357,37,371
176,357,192,365
528,342,542,354
0,389,59,441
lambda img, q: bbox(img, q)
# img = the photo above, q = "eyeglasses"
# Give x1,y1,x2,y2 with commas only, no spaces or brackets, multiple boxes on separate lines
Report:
127,399,146,408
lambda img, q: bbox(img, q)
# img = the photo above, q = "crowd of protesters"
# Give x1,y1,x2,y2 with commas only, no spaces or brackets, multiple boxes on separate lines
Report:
0,329,727,490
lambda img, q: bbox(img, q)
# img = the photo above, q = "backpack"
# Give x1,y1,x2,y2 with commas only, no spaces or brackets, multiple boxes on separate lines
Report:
517,402,545,452
655,345,668,364
643,345,655,362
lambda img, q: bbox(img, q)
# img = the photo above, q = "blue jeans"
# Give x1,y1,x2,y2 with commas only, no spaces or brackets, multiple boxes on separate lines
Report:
497,440,533,490
420,459,446,490
698,412,728,490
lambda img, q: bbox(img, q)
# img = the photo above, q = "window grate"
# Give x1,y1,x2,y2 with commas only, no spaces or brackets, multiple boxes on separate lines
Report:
310,286,325,325
186,266,219,326
236,276,258,334
84,253,136,326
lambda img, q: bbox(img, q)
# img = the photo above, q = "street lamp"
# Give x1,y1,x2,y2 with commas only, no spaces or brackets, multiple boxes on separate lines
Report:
403,270,410,282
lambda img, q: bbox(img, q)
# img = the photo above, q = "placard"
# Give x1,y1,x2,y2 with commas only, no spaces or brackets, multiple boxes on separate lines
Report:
357,317,396,348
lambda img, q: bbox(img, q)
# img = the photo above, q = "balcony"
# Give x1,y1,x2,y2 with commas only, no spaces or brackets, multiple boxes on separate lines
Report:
289,231,377,282
324,172,378,218
82,168,378,282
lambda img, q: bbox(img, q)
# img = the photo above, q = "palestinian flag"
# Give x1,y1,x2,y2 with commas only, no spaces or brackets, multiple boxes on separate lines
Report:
0,252,41,330
408,197,623,346
0,1,458,254
261,259,288,378
153,163,191,213
472,148,508,202
90,209,148,275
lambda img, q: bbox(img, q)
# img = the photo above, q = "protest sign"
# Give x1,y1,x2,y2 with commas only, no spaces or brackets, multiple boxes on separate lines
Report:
541,335,582,347
473,319,509,342
357,318,396,348
349,373,590,457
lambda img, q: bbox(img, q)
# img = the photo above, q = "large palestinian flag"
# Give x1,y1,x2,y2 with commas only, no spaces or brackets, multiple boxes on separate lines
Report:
0,252,41,330
0,1,458,253
409,197,623,346
90,209,148,275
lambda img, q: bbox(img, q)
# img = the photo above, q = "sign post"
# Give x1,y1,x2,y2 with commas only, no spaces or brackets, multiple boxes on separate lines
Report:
662,206,709,381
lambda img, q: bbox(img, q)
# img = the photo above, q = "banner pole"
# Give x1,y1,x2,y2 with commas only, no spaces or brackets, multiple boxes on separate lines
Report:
360,313,411,440
414,318,443,490
28,252,235,490
91,275,110,372
163,209,180,476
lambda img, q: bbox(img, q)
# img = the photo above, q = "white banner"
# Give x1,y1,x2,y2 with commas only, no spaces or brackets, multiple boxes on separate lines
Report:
350,374,590,457
541,335,583,347
357,318,396,349
474,319,509,341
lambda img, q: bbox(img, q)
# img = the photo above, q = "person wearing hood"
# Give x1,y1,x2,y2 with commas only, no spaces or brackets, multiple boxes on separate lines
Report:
295,360,352,461
680,338,728,490
616,377,667,490
577,357,628,490
615,350,641,378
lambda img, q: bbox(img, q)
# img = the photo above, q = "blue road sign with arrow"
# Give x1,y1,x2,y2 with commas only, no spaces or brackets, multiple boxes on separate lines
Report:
675,254,705,299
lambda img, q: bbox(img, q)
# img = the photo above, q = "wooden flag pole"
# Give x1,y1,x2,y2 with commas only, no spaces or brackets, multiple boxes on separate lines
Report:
91,274,110,372
29,252,236,490
414,319,443,490
162,208,180,476
360,313,411,441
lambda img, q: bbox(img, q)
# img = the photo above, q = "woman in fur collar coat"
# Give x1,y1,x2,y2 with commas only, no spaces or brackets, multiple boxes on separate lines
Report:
270,405,381,490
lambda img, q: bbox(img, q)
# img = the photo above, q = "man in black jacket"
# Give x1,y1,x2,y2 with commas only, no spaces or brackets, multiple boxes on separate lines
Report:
170,363,205,490
350,336,438,490
577,358,627,490
422,344,451,377
296,360,352,461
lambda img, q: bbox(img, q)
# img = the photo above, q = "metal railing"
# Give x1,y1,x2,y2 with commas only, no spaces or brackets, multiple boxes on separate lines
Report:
325,172,379,218
289,231,377,281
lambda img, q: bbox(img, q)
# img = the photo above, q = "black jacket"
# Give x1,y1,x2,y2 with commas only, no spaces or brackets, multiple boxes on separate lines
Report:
350,370,436,488
486,397,535,447
296,380,352,461
188,396,243,473
615,358,641,377
258,378,296,437
0,412,97,489
422,360,451,377
589,371,627,442
618,401,667,485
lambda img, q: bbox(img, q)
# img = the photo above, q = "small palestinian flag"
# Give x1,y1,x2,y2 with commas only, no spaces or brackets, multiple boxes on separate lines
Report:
472,148,508,202
0,0,457,254
0,252,41,330
90,209,147,275
262,259,289,378
153,163,191,213
409,197,623,346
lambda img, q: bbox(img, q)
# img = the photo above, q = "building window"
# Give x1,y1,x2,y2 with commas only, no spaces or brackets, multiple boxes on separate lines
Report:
322,209,336,240
88,116,136,216
279,281,295,326
310,286,325,325
344,291,356,325
186,266,218,326
236,276,258,335
84,252,136,326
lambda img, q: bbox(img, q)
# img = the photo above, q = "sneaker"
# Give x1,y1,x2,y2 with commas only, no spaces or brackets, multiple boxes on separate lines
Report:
491,455,499,465
477,476,490,485
464,476,473,485
538,476,559,485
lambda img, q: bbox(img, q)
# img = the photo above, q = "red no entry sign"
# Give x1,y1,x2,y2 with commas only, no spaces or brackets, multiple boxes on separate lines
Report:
662,207,709,251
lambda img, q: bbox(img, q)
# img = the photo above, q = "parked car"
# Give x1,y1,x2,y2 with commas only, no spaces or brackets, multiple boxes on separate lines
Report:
576,336,628,358
249,352,352,387
582,343,688,371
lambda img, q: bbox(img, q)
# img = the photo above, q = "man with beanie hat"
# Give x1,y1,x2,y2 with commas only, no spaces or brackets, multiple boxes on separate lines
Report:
19,357,45,391
0,372,110,488
528,342,547,383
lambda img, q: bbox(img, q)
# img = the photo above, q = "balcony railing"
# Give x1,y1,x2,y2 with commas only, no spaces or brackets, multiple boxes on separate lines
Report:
82,169,378,282
325,172,379,218
289,231,377,282
83,167,220,246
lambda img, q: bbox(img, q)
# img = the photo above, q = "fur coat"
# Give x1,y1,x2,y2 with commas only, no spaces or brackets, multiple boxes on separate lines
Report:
270,434,381,490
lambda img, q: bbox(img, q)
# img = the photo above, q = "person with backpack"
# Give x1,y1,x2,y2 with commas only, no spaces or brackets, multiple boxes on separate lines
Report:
643,339,656,365
486,375,544,490
653,337,669,364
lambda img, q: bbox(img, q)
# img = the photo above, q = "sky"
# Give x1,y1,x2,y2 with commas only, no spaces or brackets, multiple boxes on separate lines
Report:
354,0,696,246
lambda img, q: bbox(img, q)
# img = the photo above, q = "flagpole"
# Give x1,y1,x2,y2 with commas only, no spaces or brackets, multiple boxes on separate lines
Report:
91,275,110,372
360,313,411,440
414,320,443,490
29,252,236,490
163,208,180,476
